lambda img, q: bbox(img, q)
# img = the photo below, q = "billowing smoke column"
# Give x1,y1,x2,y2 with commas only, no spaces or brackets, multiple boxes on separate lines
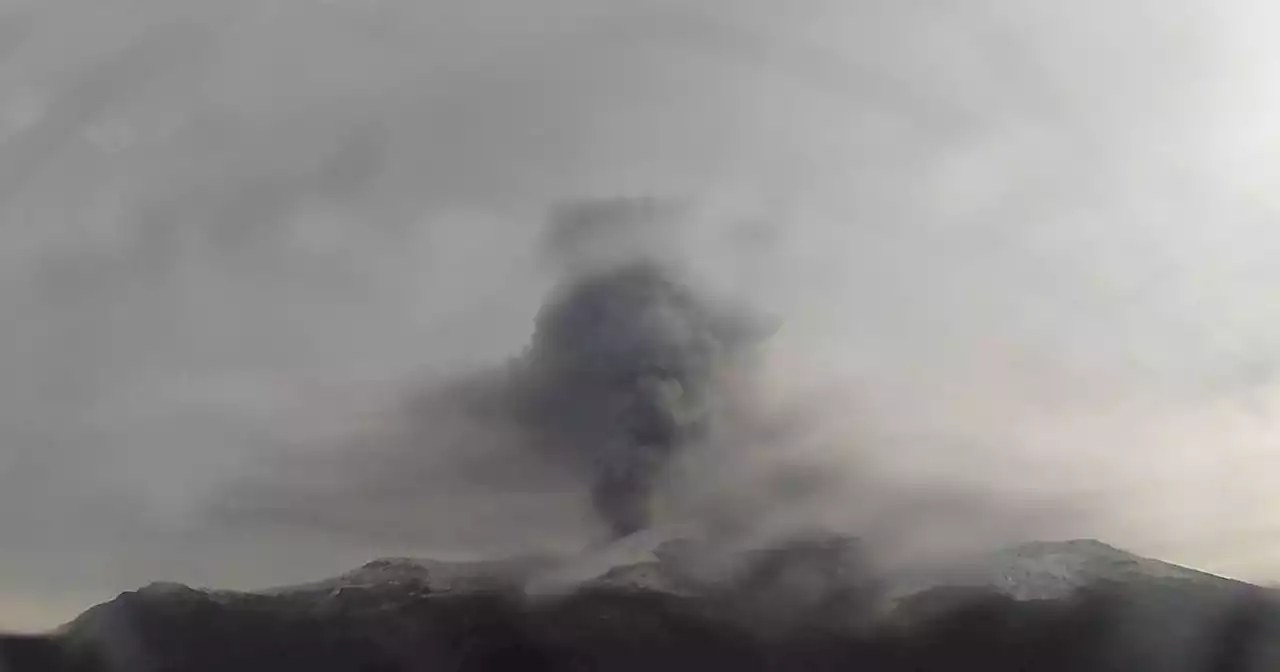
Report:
517,198,769,539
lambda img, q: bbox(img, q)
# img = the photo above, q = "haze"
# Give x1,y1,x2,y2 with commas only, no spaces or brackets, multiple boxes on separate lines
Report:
3,0,1280,631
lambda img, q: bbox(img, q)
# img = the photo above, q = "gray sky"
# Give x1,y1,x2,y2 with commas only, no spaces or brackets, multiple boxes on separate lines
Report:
4,0,1280,630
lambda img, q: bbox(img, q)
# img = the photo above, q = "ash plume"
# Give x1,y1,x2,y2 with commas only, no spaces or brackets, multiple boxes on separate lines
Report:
512,197,772,538
202,196,779,549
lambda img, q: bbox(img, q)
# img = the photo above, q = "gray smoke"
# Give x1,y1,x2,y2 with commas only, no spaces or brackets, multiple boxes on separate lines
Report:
513,198,770,538
198,196,779,549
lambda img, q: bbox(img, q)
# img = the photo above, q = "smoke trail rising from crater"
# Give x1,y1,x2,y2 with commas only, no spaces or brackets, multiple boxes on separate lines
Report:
507,197,773,539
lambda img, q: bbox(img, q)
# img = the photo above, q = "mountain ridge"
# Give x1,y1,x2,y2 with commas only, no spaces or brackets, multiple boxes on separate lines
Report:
6,535,1277,671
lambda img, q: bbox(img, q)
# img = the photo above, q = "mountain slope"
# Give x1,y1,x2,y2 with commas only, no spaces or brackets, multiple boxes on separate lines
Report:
3,535,1277,671
889,538,1251,602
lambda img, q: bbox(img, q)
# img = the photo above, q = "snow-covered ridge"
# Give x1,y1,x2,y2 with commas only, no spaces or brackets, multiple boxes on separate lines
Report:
66,535,1254,639
886,538,1248,602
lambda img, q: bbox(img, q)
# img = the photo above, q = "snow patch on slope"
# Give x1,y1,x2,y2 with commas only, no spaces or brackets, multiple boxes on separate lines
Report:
888,539,1244,601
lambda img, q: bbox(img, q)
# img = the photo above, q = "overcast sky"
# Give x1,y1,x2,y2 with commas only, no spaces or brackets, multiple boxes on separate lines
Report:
5,0,1280,630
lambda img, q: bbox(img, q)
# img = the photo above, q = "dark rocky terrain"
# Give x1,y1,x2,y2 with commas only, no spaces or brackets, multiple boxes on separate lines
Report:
3,534,1279,672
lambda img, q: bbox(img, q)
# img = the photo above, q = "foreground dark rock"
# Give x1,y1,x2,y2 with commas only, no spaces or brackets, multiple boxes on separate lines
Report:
4,536,1280,671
